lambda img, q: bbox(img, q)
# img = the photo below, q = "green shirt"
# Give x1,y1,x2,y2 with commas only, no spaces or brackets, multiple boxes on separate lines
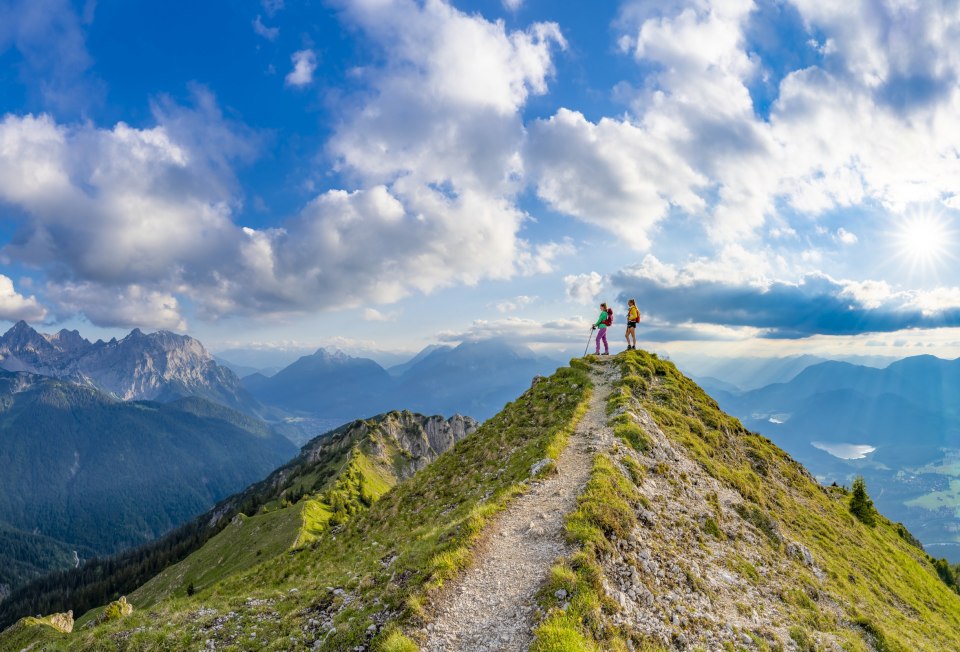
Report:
594,310,608,328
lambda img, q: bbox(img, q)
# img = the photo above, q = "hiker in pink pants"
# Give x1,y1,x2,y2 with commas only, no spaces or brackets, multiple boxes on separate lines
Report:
592,302,612,355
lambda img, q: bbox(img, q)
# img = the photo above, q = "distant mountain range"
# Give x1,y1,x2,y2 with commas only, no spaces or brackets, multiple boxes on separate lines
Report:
0,322,561,602
680,352,897,391
709,354,960,560
0,321,260,415
243,339,565,429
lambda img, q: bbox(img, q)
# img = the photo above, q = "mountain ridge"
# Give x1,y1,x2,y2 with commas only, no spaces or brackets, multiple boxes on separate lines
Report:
5,352,960,650
0,321,260,416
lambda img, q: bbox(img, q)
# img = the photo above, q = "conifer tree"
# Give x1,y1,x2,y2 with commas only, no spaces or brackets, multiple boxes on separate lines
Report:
849,476,877,526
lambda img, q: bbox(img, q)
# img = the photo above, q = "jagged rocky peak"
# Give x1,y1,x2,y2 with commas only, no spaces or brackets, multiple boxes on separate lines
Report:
1,321,55,353
46,328,91,353
0,322,250,407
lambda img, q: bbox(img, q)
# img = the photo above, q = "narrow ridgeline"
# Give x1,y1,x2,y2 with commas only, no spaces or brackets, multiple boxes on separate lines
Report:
4,352,960,652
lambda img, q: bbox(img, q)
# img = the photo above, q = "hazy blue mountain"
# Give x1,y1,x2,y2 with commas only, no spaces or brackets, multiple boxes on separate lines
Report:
393,340,563,420
677,353,904,391
0,370,296,595
692,375,743,395
673,353,829,390
211,347,312,373
213,356,271,379
245,340,565,424
244,349,396,419
386,344,452,377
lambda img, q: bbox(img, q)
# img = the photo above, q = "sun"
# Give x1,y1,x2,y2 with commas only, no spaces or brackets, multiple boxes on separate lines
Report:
894,212,954,271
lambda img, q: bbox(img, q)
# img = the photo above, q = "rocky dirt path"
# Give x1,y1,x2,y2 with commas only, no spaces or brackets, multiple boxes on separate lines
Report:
421,360,618,652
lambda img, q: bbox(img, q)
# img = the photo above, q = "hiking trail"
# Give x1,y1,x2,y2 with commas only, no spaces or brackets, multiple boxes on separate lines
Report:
421,359,618,651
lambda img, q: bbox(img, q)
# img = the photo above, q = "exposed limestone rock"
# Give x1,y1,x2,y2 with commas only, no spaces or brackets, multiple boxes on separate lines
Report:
0,321,250,407
47,610,74,633
300,411,478,478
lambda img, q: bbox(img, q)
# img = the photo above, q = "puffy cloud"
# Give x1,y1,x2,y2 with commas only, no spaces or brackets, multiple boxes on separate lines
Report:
363,308,389,321
526,109,706,249
0,89,252,288
0,0,577,330
526,1,960,251
834,228,858,245
261,0,284,17
0,275,47,322
613,256,960,338
285,49,317,87
564,272,605,305
438,316,586,344
46,282,186,331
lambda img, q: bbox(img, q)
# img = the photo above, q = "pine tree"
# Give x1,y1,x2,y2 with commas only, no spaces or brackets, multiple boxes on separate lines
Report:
849,476,877,526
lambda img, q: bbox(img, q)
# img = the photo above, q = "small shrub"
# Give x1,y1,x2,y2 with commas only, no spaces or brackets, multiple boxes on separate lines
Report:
789,627,815,652
376,630,419,652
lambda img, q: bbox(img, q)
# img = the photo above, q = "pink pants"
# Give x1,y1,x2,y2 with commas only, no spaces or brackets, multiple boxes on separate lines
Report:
595,327,608,353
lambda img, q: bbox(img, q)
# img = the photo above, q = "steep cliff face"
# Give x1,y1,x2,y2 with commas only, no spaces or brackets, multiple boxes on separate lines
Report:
0,322,257,413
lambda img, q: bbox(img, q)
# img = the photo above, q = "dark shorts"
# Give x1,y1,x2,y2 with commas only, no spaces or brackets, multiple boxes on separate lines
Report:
627,321,638,328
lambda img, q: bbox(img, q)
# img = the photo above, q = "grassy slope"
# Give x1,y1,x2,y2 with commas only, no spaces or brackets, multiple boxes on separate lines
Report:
113,420,415,610
129,505,305,608
11,362,590,651
0,617,66,651
532,351,960,651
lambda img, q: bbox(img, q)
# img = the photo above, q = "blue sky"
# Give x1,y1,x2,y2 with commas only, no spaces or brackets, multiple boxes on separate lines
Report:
2,0,960,363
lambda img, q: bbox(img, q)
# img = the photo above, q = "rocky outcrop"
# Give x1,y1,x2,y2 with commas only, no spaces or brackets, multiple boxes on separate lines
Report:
375,411,478,476
47,610,74,633
95,597,132,624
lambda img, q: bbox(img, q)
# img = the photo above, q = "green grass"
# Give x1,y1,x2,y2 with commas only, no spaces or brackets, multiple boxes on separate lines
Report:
532,349,960,651
128,503,305,608
531,454,638,652
30,363,592,651
610,350,960,650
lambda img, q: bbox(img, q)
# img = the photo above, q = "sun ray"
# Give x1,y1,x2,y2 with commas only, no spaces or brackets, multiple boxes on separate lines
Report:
891,211,957,277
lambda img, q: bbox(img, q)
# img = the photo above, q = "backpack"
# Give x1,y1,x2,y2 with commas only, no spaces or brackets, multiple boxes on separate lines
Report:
604,309,613,327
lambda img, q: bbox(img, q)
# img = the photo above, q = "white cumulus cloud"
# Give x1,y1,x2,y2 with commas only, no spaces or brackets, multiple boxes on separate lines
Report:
0,276,47,322
285,49,317,87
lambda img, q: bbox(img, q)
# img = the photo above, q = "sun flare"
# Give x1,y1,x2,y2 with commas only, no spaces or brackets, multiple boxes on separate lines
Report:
895,213,953,270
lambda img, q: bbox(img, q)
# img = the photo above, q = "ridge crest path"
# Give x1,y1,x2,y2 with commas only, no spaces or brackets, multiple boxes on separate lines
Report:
422,360,617,651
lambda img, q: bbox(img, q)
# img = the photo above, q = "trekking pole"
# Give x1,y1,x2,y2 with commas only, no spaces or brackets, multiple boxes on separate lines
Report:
583,327,594,357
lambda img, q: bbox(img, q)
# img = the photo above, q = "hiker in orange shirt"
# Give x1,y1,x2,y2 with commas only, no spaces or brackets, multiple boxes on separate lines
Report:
625,299,640,351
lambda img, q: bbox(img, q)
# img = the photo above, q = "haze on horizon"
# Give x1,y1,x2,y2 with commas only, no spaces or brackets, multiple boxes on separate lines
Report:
2,0,960,363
